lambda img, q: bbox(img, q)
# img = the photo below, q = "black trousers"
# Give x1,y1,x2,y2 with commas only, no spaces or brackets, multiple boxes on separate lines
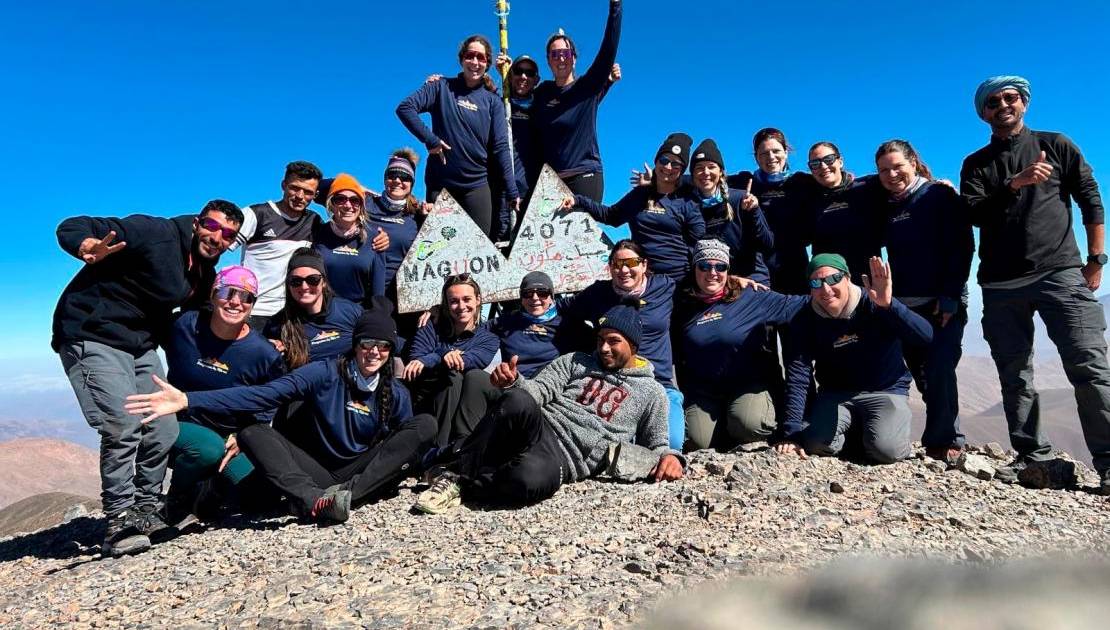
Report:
561,171,604,203
453,389,564,506
237,415,436,515
427,183,494,239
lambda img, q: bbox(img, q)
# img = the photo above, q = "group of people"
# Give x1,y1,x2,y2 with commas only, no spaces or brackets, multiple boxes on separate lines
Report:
52,0,1109,559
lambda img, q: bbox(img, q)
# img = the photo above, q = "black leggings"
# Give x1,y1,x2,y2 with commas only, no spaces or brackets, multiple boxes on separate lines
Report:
237,415,436,515
561,171,604,203
453,389,564,506
427,183,494,239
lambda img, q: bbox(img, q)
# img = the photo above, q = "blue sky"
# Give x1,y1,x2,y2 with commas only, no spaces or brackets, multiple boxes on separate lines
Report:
5,0,1110,363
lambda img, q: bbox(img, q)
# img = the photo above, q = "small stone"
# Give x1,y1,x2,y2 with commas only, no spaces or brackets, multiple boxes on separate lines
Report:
957,453,996,481
706,461,734,477
829,481,845,494
982,442,1008,460
1019,459,1078,490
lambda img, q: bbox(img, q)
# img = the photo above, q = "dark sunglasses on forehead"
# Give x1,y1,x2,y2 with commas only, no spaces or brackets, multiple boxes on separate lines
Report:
512,67,538,78
214,286,257,304
198,217,238,240
330,194,363,209
357,338,392,352
287,274,324,288
521,288,552,299
808,271,846,289
807,154,840,170
463,50,488,63
696,261,729,273
985,92,1022,110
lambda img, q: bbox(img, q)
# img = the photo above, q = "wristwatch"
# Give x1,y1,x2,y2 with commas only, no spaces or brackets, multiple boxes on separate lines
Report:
1088,253,1108,266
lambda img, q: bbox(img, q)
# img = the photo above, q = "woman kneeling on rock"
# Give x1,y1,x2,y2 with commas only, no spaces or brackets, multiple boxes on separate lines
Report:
774,255,932,464
127,300,436,523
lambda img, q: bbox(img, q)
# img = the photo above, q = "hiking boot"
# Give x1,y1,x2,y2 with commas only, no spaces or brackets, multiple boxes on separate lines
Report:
925,446,964,467
994,459,1028,484
102,509,151,557
310,485,352,523
415,471,462,515
1099,469,1110,496
134,503,174,543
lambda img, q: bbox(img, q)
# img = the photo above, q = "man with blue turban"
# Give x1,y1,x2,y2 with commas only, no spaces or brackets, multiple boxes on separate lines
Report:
960,74,1110,495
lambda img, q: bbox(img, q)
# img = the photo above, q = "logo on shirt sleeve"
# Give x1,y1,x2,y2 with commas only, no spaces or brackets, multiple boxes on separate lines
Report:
196,358,230,375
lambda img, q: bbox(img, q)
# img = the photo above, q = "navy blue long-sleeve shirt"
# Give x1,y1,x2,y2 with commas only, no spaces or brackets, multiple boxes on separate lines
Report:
406,321,499,371
558,274,676,384
574,187,705,280
164,310,286,433
805,174,885,284
264,297,363,363
396,76,518,197
729,172,814,294
700,188,774,283
187,358,413,464
783,295,933,437
488,310,574,378
366,195,420,288
674,289,807,397
532,1,622,176
884,181,974,304
313,223,386,308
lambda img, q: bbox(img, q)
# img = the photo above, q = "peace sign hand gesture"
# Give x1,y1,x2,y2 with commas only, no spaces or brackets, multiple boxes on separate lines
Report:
78,230,127,264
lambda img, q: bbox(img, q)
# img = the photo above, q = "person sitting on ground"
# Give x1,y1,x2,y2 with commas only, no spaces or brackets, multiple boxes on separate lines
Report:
126,301,436,524
162,266,284,528
674,240,808,451
264,248,364,370
403,274,499,448
414,304,685,515
775,254,932,464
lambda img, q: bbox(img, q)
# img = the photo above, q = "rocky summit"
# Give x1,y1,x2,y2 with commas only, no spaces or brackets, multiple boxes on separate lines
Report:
0,444,1107,629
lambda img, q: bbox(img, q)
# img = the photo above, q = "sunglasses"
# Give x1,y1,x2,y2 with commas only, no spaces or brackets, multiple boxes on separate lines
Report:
331,194,363,209
548,49,573,62
610,257,644,270
357,339,392,352
287,274,324,288
385,171,414,183
657,156,683,169
522,288,552,299
985,92,1022,110
214,286,257,304
512,67,538,78
807,154,840,170
198,217,239,240
696,261,729,273
808,271,846,289
463,50,488,63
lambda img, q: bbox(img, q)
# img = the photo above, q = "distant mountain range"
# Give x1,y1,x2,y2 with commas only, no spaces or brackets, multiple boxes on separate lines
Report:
0,439,100,509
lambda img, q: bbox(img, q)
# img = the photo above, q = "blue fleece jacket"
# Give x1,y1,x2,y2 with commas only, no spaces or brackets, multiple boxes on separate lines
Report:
263,297,364,363
396,76,518,197
700,188,774,283
805,174,886,284
884,181,974,307
164,310,286,433
187,358,413,464
674,289,807,397
558,274,676,384
729,172,814,294
488,310,574,378
574,187,705,280
783,294,933,437
532,1,622,176
407,321,499,371
366,196,420,288
313,223,386,308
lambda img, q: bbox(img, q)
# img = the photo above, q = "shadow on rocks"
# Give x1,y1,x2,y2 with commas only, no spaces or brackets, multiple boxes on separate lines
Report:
0,515,103,562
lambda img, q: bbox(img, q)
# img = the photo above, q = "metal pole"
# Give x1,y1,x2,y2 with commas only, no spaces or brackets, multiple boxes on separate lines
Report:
495,0,518,240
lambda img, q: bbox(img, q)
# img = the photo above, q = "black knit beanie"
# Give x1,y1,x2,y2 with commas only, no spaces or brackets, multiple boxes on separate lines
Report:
353,296,398,350
654,132,693,170
691,138,725,173
597,304,643,350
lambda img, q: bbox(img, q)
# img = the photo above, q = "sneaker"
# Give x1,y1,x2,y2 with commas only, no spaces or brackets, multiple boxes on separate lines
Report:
415,471,462,515
994,459,1028,484
310,484,352,523
102,510,151,557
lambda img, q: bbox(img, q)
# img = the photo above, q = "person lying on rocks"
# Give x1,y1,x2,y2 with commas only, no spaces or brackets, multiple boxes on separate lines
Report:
414,304,686,515
774,254,932,464
126,300,436,524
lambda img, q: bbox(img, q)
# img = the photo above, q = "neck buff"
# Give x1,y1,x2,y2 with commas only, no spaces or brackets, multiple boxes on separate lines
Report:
383,195,406,212
511,95,533,109
346,360,381,393
754,167,788,184
696,287,727,304
812,282,862,319
329,220,360,239
891,175,927,201
612,275,648,300
523,303,558,323
698,189,724,208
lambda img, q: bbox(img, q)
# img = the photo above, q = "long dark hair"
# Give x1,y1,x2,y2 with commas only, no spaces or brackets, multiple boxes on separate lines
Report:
435,274,483,338
457,35,498,93
875,139,934,180
279,248,334,369
338,351,396,437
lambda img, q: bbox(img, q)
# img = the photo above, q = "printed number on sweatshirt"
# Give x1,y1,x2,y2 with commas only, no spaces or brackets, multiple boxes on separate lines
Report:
575,377,629,422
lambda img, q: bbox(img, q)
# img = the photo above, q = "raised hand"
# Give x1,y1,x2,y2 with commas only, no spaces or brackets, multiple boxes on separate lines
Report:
124,375,187,424
490,355,519,388
628,162,652,188
740,177,759,211
78,230,127,264
495,52,512,75
608,63,622,84
371,227,390,252
425,73,444,83
861,256,893,308
1011,150,1053,189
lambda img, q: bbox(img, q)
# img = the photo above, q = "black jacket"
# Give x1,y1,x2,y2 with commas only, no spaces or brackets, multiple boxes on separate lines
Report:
52,214,215,355
960,127,1104,284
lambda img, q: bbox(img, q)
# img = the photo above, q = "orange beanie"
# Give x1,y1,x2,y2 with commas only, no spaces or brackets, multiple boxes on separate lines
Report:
328,173,365,199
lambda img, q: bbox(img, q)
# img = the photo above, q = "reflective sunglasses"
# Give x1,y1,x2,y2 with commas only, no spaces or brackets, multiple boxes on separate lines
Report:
512,67,538,78
548,49,573,62
657,155,683,169
610,257,644,270
385,170,413,183
214,286,257,304
808,271,846,289
463,50,488,63
696,261,729,273
287,274,324,288
357,338,392,352
331,194,363,209
807,154,840,170
985,92,1022,110
522,288,552,299
198,217,239,240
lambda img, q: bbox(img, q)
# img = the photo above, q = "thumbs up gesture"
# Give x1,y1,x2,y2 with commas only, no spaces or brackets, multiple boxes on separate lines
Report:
491,355,520,388
1011,150,1054,190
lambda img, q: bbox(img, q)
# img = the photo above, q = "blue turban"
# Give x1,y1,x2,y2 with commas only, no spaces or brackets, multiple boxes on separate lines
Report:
974,75,1031,116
